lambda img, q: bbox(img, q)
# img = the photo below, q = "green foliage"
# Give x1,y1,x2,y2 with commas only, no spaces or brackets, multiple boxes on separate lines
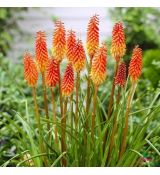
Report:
0,8,27,55
0,54,160,167
143,49,160,88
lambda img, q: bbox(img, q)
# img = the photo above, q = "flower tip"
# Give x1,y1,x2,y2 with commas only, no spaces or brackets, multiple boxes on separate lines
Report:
45,57,59,87
115,62,126,87
110,21,126,61
61,64,74,97
23,52,38,87
52,20,66,62
35,31,48,73
72,39,86,73
129,46,142,82
86,14,99,59
90,44,107,86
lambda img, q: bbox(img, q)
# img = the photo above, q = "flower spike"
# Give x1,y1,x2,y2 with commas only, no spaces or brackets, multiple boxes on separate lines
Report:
23,52,38,87
52,20,66,62
129,46,142,82
72,39,86,73
115,62,126,87
86,14,99,59
35,31,49,73
110,22,126,62
90,44,107,86
66,30,76,63
61,64,74,97
45,57,59,87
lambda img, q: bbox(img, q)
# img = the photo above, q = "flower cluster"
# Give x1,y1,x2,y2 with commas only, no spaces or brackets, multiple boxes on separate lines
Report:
23,15,143,167
23,52,38,87
110,22,126,62
86,14,99,59
90,44,107,86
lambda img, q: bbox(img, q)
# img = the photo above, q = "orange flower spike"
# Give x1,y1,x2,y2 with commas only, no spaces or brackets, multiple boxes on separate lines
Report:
35,31,49,73
115,62,126,87
45,58,59,87
66,30,76,63
52,20,66,62
90,44,107,86
129,46,142,82
86,14,99,59
61,64,74,97
24,52,38,87
110,22,126,62
72,39,86,72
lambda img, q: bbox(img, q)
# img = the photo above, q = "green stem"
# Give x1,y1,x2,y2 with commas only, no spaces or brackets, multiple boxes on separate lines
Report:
32,87,48,166
107,60,119,118
91,85,98,143
58,63,63,120
103,60,119,153
119,82,137,160
61,97,68,167
84,58,92,165
50,88,58,148
75,72,80,132
107,87,121,164
70,94,73,142
42,72,50,134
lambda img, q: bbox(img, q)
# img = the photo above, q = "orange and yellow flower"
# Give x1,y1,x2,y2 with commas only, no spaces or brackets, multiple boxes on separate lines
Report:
23,52,38,87
66,30,76,63
110,22,126,62
72,39,86,72
61,64,74,97
129,46,142,82
90,44,107,86
35,31,49,73
115,62,126,87
86,14,99,59
45,58,59,87
52,20,66,62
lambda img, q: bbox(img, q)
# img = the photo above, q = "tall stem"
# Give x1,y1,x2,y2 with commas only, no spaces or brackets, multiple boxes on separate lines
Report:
103,60,119,153
91,85,98,142
50,88,58,148
61,97,68,167
84,58,92,158
75,72,80,132
86,58,92,114
58,63,63,119
107,60,119,118
119,82,137,159
42,72,50,133
107,87,121,163
70,94,73,141
32,87,48,166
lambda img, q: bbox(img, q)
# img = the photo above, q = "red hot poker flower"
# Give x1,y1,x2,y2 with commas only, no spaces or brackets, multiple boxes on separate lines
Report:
52,20,66,62
66,30,76,63
129,46,142,82
72,39,86,73
24,52,38,87
110,22,126,62
115,62,126,87
86,14,99,59
61,64,74,97
45,58,59,87
90,44,107,86
35,31,49,73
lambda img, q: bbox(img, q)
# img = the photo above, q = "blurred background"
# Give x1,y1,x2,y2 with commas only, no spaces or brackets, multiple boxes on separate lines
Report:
0,7,160,166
